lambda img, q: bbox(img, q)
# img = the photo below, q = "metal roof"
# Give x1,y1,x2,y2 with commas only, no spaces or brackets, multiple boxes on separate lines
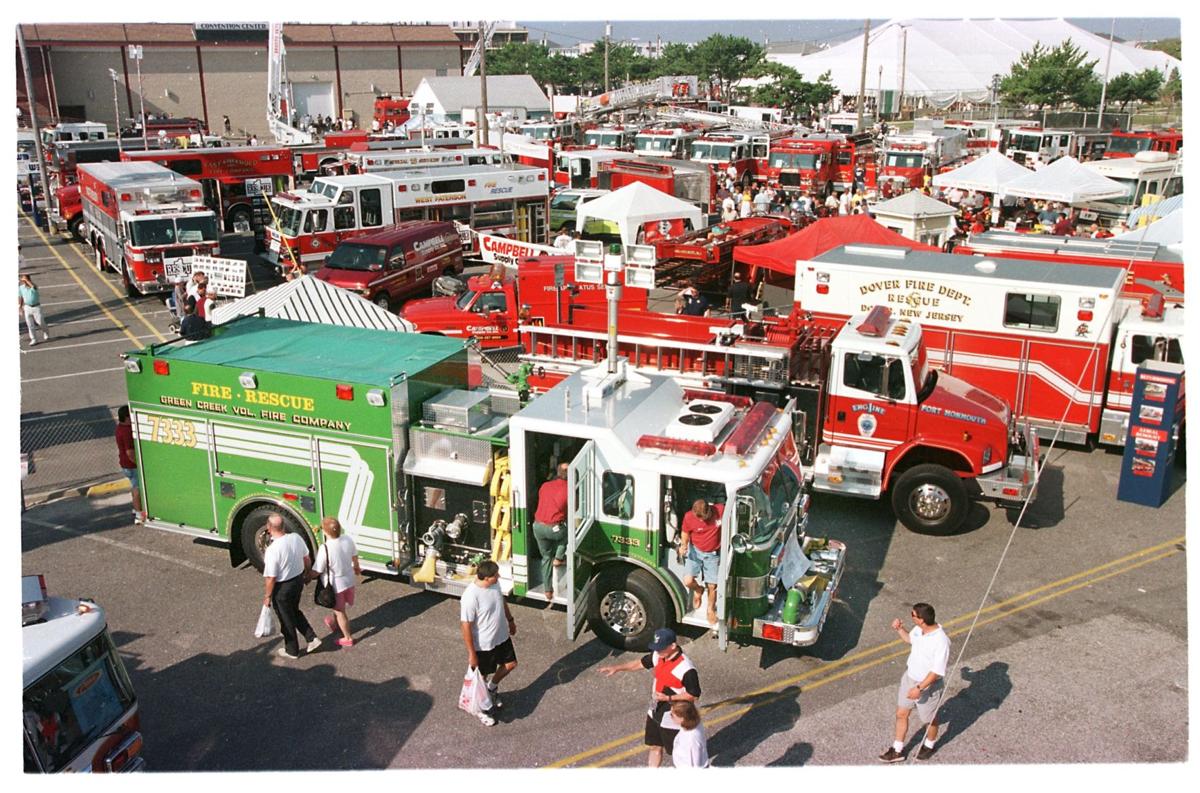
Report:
19,23,458,45
811,244,1126,291
143,316,464,387
870,191,958,218
414,76,551,113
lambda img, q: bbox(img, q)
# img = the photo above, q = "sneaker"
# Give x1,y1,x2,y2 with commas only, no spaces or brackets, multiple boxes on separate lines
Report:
28,339,37,346
878,747,906,763
486,683,502,709
277,647,300,660
477,711,496,726
306,636,322,653
916,743,937,761
336,637,354,648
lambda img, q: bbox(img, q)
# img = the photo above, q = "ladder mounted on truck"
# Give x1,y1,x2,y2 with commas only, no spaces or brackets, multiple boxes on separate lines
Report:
463,21,500,78
577,76,699,117
266,22,314,146
655,104,797,135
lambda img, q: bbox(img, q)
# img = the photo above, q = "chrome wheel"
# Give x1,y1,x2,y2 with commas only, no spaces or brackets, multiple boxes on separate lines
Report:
908,483,952,522
598,590,648,637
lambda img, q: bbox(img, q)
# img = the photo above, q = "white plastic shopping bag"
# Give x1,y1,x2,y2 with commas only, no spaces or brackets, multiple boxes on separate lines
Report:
254,604,277,638
457,666,493,715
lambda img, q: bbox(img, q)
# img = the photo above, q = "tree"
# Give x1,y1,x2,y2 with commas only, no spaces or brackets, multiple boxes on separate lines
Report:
650,42,698,79
1000,41,1100,110
1161,67,1182,106
1144,38,1181,60
747,62,836,120
690,35,764,102
1104,69,1163,111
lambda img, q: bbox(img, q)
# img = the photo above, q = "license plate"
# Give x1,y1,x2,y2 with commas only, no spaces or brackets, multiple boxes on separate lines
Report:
269,238,280,252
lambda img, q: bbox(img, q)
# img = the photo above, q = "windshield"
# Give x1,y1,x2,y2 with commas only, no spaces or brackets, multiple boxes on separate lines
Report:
129,215,217,246
455,289,477,310
551,193,581,211
886,152,925,169
326,243,387,271
593,133,621,147
1010,133,1042,152
736,461,802,544
768,152,818,170
177,215,219,243
1107,177,1138,206
526,127,555,140
692,142,735,161
276,205,303,237
311,180,339,199
23,630,136,773
637,137,676,153
1109,136,1151,155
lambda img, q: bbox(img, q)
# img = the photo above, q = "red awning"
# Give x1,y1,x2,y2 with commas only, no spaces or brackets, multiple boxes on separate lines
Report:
734,215,939,276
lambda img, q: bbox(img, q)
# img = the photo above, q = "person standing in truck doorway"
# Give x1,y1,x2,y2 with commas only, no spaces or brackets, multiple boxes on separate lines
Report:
879,602,951,763
680,499,724,626
532,462,570,601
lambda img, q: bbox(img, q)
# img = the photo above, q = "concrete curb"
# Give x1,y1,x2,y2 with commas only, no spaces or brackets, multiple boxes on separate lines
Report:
86,479,131,497
24,478,129,507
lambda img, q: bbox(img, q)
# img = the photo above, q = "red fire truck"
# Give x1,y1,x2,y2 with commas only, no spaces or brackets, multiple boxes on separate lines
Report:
290,130,370,177
120,146,295,234
340,146,507,175
372,94,411,129
512,271,1036,534
263,163,550,272
794,244,1184,447
597,157,718,214
46,139,166,239
78,161,220,296
517,118,579,146
1104,128,1182,159
760,133,876,196
582,124,640,150
634,126,701,159
689,131,772,184
879,127,967,191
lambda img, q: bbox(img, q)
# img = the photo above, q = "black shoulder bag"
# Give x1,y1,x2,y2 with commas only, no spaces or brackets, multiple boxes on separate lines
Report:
314,544,337,609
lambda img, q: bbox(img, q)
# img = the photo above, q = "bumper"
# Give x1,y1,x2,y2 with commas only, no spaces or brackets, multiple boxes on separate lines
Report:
1098,407,1130,448
751,539,845,647
973,421,1040,505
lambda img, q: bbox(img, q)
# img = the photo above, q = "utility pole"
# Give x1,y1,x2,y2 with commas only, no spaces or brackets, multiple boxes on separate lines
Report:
478,21,490,147
856,19,871,133
17,24,54,230
1097,17,1116,128
897,25,908,122
129,45,148,148
604,22,611,94
108,69,125,156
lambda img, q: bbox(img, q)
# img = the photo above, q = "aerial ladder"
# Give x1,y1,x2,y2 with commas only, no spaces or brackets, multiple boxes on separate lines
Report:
266,22,314,145
655,105,798,135
576,76,700,117
464,22,500,78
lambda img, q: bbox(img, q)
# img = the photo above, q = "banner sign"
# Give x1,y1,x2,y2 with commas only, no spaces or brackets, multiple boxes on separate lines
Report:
477,233,560,269
166,255,249,298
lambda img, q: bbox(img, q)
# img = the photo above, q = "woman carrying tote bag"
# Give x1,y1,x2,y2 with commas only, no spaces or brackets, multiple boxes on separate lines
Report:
309,517,361,647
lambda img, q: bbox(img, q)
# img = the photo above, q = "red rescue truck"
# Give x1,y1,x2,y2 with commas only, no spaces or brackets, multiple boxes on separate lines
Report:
515,279,1037,534
879,127,967,191
263,163,550,272
78,161,220,296
689,132,771,184
372,94,411,129
761,133,876,196
120,146,295,234
597,157,718,214
1104,128,1182,159
794,244,1184,447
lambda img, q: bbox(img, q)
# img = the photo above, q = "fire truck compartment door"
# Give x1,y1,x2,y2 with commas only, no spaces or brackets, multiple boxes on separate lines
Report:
566,440,597,641
810,443,885,499
132,409,217,535
317,439,397,568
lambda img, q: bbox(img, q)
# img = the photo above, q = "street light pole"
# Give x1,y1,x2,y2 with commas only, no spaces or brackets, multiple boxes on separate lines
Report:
1097,18,1116,127
856,19,871,133
17,24,54,230
129,45,148,148
108,69,124,156
992,74,1001,125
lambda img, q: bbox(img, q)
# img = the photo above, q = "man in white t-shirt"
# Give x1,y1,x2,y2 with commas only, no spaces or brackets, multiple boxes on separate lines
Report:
262,515,320,659
460,560,517,726
879,602,951,762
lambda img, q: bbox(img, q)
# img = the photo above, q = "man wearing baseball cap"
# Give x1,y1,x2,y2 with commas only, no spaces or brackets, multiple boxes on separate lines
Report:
599,627,702,767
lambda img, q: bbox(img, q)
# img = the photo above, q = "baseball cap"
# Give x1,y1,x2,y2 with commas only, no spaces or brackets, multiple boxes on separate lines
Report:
647,628,677,651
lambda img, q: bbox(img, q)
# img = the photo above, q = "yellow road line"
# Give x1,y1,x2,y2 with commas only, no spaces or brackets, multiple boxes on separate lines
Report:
22,219,145,348
551,536,1185,768
56,227,169,344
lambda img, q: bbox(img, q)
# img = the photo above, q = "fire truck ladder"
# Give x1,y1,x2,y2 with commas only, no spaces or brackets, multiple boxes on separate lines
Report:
463,21,500,78
654,105,796,135
576,76,699,118
266,23,314,146
518,324,794,390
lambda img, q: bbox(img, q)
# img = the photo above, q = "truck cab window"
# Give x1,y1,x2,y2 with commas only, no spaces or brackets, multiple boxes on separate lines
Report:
359,188,382,227
334,206,356,230
304,209,328,233
843,352,886,396
886,357,907,400
602,471,635,520
1131,335,1184,366
476,292,508,314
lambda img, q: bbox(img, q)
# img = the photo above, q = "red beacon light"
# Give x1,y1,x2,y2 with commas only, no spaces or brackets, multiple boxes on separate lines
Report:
855,306,892,337
336,384,354,401
153,360,170,375
1142,292,1165,320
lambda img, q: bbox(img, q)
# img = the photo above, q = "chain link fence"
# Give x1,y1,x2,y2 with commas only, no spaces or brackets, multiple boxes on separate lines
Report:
21,405,123,506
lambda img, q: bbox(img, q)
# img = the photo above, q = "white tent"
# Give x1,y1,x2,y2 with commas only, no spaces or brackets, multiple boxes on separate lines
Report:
770,19,1182,101
1000,156,1127,204
574,182,707,246
1113,210,1183,247
1128,194,1183,224
932,151,1033,194
211,275,415,331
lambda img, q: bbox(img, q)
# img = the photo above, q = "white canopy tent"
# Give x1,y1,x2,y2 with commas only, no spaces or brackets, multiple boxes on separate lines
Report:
574,181,707,246
211,275,415,331
1000,157,1127,204
932,151,1033,194
770,18,1182,102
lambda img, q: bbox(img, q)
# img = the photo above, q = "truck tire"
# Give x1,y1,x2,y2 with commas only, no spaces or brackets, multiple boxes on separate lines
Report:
239,504,308,572
227,206,252,232
68,216,84,241
587,566,673,651
121,260,139,297
890,463,968,534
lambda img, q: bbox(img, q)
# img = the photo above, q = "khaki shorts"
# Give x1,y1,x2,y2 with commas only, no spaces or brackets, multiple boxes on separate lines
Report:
897,673,943,723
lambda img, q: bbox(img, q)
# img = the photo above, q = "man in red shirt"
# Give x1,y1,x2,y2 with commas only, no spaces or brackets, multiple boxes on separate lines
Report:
115,406,144,524
1052,212,1075,236
680,499,724,625
532,462,570,601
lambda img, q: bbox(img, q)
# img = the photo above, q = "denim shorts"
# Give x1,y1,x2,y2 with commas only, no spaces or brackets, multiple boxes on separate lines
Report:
122,467,139,489
685,545,720,582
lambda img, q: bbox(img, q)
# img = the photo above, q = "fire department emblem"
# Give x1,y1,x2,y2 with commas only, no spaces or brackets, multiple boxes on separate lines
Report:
1075,323,1090,337
857,413,878,438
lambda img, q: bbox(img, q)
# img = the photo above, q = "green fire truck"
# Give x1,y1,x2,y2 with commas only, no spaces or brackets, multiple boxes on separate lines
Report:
123,316,846,650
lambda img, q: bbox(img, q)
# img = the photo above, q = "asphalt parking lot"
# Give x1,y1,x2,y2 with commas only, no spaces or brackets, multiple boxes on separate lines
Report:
14,210,1190,777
